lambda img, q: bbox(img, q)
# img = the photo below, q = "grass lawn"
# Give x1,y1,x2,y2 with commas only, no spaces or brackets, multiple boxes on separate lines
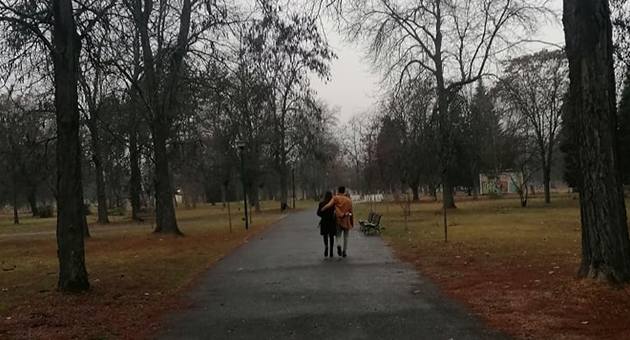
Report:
0,201,307,340
355,194,630,340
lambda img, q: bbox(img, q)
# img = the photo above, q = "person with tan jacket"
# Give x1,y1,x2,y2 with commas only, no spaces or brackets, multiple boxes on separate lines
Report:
322,186,354,258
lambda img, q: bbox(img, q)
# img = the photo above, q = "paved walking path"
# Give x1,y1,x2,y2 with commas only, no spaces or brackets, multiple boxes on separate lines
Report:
156,209,506,340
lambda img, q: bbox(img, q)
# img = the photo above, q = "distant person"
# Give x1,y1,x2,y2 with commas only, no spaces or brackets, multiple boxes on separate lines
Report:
322,186,354,258
317,191,336,258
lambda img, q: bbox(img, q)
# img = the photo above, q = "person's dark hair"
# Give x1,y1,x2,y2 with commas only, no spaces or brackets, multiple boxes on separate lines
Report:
322,191,333,203
338,186,346,194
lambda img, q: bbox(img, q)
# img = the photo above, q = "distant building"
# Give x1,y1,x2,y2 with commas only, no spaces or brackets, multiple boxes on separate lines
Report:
479,172,523,195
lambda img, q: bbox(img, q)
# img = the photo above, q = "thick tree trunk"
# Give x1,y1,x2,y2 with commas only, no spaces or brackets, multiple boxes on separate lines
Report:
472,171,479,200
411,182,420,201
129,125,142,220
564,0,630,283
435,27,455,210
250,185,261,213
519,186,528,208
129,22,142,221
82,74,109,224
52,0,89,292
442,174,456,209
135,0,191,235
82,214,90,238
90,130,109,224
27,188,38,217
280,173,288,211
429,184,438,201
13,193,19,225
221,183,227,209
152,123,181,235
543,163,551,204
279,153,288,211
12,167,19,224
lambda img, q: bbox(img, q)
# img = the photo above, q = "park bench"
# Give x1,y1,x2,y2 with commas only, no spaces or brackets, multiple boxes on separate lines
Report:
135,212,156,229
359,212,375,232
360,212,383,235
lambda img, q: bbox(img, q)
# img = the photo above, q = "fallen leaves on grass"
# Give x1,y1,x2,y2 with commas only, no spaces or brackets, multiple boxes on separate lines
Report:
360,196,630,340
0,205,282,340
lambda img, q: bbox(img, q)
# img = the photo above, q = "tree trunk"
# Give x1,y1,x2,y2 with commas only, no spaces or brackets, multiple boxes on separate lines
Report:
429,184,438,201
250,185,261,213
129,124,142,220
564,0,630,283
134,0,191,236
52,0,89,292
12,167,19,225
82,71,109,224
442,174,456,209
27,187,38,217
435,29,455,210
13,192,19,225
226,188,232,233
519,186,528,208
543,163,551,204
411,183,420,201
90,127,109,224
152,122,181,235
279,156,288,211
82,213,90,238
472,172,479,200
129,21,142,221
221,183,227,209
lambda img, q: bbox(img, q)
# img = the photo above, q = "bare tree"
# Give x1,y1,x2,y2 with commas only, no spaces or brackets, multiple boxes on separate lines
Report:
79,28,118,224
340,112,381,194
339,0,548,209
497,49,568,204
248,2,335,210
0,0,117,291
341,115,366,191
120,0,230,234
563,0,630,283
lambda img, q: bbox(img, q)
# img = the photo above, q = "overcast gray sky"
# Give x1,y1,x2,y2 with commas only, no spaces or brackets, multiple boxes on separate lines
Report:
310,0,566,125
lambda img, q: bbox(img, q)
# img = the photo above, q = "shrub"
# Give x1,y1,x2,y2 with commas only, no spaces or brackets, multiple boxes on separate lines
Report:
108,207,125,216
489,191,501,200
39,206,54,218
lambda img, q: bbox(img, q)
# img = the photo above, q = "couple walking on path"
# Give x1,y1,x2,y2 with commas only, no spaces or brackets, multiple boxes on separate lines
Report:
317,186,354,258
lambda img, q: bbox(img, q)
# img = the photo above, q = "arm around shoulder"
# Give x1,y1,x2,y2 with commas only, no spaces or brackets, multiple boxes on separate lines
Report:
322,197,336,211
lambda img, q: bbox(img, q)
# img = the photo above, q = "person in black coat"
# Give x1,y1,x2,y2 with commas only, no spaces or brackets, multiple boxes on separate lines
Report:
317,191,336,258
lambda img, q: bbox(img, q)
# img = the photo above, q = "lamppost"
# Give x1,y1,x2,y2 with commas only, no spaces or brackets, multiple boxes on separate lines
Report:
236,140,248,230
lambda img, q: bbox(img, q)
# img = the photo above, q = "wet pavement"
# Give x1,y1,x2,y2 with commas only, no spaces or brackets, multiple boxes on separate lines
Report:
155,208,506,340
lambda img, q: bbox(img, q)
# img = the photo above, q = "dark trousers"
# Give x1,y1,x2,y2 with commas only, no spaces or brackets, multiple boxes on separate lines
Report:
323,233,334,250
